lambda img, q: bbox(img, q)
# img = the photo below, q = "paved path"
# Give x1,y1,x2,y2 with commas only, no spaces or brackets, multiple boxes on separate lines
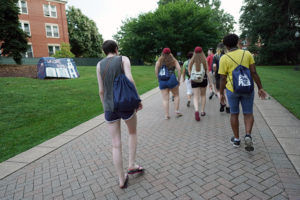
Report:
0,85,300,200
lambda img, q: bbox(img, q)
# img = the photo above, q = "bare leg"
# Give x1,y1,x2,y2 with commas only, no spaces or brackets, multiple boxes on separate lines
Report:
108,120,125,186
171,86,180,112
244,114,254,135
193,88,200,112
200,87,207,113
230,114,239,139
124,113,138,169
160,89,170,117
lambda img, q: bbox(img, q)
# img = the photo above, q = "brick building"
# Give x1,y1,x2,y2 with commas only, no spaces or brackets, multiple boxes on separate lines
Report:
17,0,69,58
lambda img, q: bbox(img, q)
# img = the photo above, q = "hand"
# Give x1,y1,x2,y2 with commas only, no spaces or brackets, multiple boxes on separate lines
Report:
209,84,213,90
258,88,267,100
220,93,226,105
137,102,143,111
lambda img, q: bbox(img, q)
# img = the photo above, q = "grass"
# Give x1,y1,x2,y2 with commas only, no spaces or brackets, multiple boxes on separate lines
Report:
257,65,300,119
0,66,157,162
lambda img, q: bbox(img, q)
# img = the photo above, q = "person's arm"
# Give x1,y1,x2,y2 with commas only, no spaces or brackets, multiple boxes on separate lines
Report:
96,62,104,104
205,60,212,87
249,63,267,99
182,66,186,82
155,61,160,80
219,74,227,104
175,61,181,85
122,56,143,110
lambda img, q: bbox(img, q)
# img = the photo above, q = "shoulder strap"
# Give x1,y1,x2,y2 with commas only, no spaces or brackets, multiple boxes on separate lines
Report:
240,50,246,65
225,54,239,65
119,56,124,73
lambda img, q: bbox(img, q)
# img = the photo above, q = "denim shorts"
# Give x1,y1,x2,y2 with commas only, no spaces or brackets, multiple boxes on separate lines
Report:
226,89,254,114
105,110,135,123
159,73,178,90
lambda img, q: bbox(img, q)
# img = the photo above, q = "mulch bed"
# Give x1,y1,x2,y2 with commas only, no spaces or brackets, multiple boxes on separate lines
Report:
0,64,37,78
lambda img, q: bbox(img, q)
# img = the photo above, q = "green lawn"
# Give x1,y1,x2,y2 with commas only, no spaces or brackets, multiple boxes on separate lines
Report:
257,65,300,119
0,66,157,162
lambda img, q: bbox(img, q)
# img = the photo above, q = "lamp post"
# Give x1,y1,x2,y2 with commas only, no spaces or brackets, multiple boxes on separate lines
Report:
295,31,300,71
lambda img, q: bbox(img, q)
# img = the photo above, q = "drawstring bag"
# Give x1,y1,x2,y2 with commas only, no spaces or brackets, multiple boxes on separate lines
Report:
113,72,141,112
103,56,141,112
158,65,171,80
190,63,205,82
226,51,254,94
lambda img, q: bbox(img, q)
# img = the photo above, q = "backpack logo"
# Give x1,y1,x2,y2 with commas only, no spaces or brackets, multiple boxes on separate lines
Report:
238,74,251,87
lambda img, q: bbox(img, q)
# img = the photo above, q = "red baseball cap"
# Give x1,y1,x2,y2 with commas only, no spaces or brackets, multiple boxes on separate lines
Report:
194,46,202,53
162,48,171,54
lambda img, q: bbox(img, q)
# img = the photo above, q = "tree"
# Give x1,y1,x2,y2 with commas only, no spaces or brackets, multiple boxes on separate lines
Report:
0,0,28,64
52,43,75,58
66,6,103,57
115,1,233,62
157,0,235,35
240,0,300,64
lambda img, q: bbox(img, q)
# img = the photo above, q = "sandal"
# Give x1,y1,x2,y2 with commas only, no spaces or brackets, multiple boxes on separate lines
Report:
164,116,170,120
201,112,206,116
128,166,145,175
120,174,129,189
175,112,183,118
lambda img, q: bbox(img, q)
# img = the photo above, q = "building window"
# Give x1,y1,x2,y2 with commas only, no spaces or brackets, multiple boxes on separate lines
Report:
48,45,60,56
17,0,28,14
43,4,57,18
45,24,59,38
23,45,33,58
20,21,31,36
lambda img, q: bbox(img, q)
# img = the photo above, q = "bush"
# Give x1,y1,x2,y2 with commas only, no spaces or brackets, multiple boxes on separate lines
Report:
53,43,75,58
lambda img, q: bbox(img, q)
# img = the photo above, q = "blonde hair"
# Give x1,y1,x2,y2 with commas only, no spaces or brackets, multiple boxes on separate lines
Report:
188,51,207,71
157,53,177,68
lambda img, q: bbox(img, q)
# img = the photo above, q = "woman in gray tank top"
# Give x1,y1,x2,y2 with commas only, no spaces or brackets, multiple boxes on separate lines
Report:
96,40,144,189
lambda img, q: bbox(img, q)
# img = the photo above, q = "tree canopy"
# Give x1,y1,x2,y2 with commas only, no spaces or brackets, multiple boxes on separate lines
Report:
114,0,235,62
67,6,103,57
0,0,28,64
240,0,300,64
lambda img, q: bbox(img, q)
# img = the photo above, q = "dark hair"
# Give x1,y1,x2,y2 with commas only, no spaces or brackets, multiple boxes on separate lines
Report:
102,40,118,55
187,51,193,59
223,34,239,48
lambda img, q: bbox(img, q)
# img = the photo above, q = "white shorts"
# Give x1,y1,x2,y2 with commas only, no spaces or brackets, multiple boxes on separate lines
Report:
185,79,193,95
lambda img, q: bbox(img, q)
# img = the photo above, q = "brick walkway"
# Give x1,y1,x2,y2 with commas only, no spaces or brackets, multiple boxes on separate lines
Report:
0,86,300,200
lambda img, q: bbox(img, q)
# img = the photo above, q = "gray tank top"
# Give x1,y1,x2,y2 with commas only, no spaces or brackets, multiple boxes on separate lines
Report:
99,56,123,112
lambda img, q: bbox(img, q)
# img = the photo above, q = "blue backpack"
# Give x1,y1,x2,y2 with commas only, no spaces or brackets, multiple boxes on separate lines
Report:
158,65,171,80
226,51,254,94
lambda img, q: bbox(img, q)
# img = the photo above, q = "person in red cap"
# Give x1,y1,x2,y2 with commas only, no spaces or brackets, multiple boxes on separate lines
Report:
188,46,211,121
155,47,183,119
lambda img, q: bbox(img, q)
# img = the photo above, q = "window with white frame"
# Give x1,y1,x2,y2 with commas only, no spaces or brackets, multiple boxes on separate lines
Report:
24,45,33,58
20,21,31,36
17,0,28,14
43,4,57,18
48,45,60,56
45,24,59,38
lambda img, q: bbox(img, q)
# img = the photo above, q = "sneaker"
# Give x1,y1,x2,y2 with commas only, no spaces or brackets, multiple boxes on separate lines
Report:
220,103,225,112
245,135,254,151
226,107,230,113
230,136,240,147
195,111,200,121
209,92,214,100
187,101,190,107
